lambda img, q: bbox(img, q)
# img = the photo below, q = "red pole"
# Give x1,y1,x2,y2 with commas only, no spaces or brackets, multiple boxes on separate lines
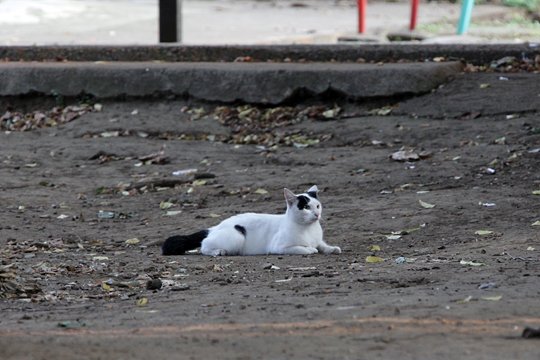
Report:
358,0,366,33
410,0,419,31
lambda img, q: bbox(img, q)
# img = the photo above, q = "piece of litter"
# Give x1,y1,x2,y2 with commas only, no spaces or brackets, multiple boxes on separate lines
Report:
486,167,496,174
395,256,416,264
254,188,269,195
274,278,293,283
532,221,540,226
97,210,116,219
172,168,198,176
498,76,509,81
385,234,402,240
57,214,69,219
475,230,494,236
93,256,109,261
479,202,496,207
478,282,497,290
481,295,502,301
165,210,182,216
289,267,317,271
460,260,485,267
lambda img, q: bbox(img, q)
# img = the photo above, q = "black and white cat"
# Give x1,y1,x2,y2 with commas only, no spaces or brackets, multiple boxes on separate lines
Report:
162,185,341,256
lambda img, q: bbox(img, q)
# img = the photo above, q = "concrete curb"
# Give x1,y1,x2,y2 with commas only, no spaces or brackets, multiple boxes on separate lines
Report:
1,44,537,64
0,61,463,103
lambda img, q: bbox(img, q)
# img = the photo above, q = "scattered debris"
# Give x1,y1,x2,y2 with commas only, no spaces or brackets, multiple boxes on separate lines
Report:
137,149,170,165
475,230,494,236
0,104,94,131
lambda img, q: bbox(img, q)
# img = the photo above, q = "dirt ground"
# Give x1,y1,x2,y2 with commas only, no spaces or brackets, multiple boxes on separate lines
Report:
1,71,539,359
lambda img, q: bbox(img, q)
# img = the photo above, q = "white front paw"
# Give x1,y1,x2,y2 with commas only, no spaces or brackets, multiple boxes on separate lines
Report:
307,247,319,254
330,246,341,254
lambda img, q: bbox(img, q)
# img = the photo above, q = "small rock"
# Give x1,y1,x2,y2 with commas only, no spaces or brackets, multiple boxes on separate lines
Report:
146,279,162,290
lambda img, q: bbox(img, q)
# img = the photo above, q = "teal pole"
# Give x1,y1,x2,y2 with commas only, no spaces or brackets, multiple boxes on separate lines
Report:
457,0,474,35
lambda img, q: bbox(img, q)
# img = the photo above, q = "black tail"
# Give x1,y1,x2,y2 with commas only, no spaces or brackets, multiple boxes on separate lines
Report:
162,230,209,255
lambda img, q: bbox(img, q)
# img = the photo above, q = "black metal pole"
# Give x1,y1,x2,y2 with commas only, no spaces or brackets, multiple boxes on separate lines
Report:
159,0,181,43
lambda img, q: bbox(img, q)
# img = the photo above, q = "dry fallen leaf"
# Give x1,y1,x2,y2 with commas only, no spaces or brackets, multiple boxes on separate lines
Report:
366,256,384,263
390,150,420,162
125,238,140,245
369,245,381,251
460,260,485,267
159,201,174,210
101,282,113,292
419,200,435,209
457,295,474,304
136,297,148,307
193,179,207,186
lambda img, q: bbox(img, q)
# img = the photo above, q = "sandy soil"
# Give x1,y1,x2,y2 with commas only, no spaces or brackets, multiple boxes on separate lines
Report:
1,71,539,359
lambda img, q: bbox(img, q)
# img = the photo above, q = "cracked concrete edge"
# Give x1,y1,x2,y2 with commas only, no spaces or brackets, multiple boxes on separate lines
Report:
0,61,463,104
0,44,537,64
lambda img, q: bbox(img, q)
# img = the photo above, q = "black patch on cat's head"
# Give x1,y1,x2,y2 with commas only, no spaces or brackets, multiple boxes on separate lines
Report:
307,191,318,199
296,195,310,210
234,224,247,237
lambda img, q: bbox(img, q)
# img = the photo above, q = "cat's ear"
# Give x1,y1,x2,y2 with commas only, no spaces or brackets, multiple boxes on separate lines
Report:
284,188,296,207
307,185,318,199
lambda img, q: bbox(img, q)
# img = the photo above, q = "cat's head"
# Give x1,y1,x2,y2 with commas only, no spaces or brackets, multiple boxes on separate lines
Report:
284,185,322,225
